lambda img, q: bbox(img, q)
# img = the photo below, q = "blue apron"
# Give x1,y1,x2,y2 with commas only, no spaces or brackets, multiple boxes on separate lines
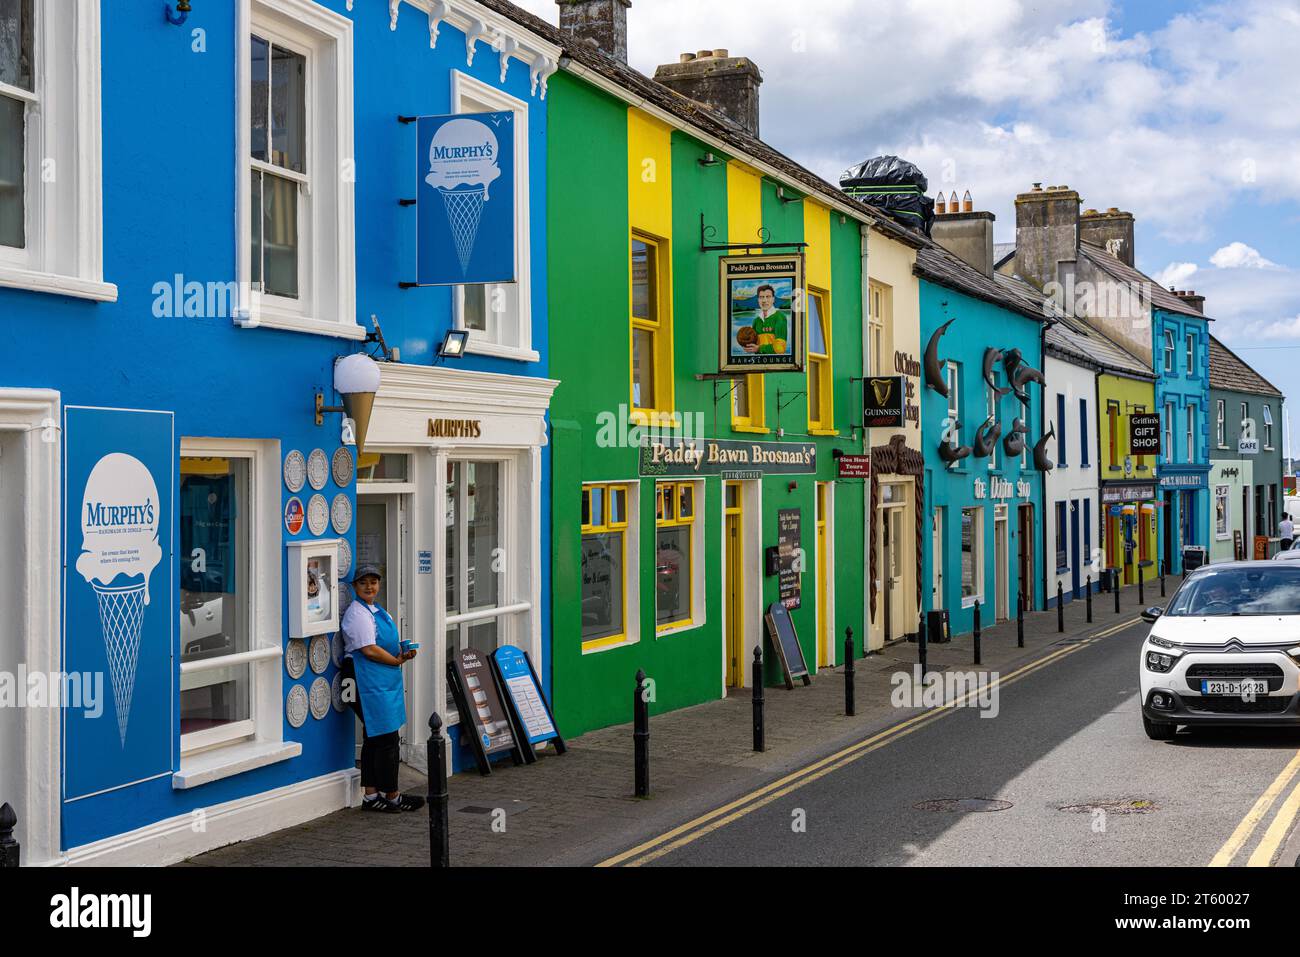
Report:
351,604,406,737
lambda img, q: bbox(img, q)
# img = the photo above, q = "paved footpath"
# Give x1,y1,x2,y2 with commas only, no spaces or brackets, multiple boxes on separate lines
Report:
183,582,1158,867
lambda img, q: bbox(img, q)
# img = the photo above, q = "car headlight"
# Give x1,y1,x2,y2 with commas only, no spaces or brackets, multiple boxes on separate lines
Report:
1146,650,1176,673
1288,647,1300,660
1149,635,1176,649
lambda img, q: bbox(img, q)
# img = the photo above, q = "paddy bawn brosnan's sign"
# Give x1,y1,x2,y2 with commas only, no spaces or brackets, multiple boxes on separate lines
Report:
639,438,817,477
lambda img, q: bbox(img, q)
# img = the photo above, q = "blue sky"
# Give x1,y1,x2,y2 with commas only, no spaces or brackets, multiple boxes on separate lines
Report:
518,0,1300,453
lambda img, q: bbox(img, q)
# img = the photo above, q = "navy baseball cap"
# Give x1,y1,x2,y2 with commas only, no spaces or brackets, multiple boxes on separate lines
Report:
353,564,383,582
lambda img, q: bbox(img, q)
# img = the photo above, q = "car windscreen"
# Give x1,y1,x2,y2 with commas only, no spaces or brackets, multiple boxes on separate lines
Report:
1166,566,1300,616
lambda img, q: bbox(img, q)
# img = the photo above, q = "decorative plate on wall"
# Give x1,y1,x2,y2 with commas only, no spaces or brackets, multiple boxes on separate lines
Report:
331,671,346,712
307,494,329,536
331,631,344,668
285,638,308,679
283,450,307,493
284,497,305,536
309,635,331,675
337,537,352,578
307,449,329,490
309,677,331,720
286,684,309,728
331,493,353,535
332,446,354,487
338,581,354,617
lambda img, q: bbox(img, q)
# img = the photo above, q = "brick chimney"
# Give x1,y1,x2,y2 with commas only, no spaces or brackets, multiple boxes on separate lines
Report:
556,0,631,63
1014,183,1081,291
1080,207,1135,266
653,50,763,137
1173,289,1206,314
931,191,995,277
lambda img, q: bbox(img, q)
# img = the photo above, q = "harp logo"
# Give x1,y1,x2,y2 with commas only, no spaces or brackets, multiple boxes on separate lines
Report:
870,378,895,408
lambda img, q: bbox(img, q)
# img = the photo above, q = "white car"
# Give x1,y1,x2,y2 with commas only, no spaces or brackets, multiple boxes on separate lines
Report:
1273,541,1300,561
1139,562,1300,739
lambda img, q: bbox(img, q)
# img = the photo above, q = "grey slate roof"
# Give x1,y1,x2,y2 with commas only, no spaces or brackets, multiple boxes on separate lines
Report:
993,242,1016,270
1209,335,1282,398
913,243,1047,323
1077,241,1210,320
1044,311,1155,380
480,0,927,249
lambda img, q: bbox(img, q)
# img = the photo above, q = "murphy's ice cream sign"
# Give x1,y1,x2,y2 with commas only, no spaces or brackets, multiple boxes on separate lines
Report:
640,438,817,477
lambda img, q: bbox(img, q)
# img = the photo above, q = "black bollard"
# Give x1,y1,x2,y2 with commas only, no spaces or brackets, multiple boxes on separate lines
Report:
1057,582,1065,633
1114,572,1121,614
918,611,928,676
1138,562,1145,605
1160,561,1166,597
0,802,18,868
1086,575,1093,623
634,669,650,797
427,713,449,868
752,647,765,753
974,600,982,664
844,627,856,717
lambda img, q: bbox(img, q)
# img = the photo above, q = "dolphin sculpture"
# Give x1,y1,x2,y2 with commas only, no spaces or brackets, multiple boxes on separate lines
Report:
938,438,972,464
923,319,955,396
1012,362,1047,401
973,416,1002,458
983,347,1011,397
1032,423,1056,472
1003,417,1028,457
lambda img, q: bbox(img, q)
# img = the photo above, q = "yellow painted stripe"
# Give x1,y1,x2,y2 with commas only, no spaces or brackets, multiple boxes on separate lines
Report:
1211,748,1300,866
601,621,1139,867
1247,775,1300,867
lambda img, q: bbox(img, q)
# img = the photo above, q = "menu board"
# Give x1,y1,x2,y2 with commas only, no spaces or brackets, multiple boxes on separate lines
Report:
765,601,811,689
448,648,518,775
493,645,558,746
777,508,802,609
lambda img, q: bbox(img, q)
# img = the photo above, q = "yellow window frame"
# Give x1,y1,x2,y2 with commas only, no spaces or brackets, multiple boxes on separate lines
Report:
581,482,631,653
807,287,834,432
629,232,675,421
730,373,767,433
654,480,695,632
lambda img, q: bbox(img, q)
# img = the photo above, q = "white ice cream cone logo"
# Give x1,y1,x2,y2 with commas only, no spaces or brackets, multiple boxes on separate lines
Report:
425,117,502,276
75,453,162,747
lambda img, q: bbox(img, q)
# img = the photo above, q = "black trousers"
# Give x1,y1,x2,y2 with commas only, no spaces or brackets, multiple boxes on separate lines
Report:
341,657,400,794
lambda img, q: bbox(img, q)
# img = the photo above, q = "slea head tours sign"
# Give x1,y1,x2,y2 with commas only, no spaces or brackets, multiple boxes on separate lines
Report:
640,438,816,477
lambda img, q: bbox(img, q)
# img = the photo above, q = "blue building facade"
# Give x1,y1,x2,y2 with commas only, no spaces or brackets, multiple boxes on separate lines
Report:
918,246,1047,637
1153,304,1212,573
1,0,558,866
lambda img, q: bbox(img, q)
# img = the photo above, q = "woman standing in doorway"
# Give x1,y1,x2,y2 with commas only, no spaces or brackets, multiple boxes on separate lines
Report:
340,564,425,813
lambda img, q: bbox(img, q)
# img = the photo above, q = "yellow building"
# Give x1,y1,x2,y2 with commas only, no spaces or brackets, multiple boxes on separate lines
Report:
1097,371,1160,585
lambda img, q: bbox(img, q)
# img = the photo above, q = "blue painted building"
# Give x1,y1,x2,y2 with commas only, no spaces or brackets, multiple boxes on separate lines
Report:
0,0,559,866
917,235,1048,636
1152,300,1213,572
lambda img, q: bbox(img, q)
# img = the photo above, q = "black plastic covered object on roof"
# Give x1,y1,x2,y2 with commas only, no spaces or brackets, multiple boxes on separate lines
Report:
840,155,935,236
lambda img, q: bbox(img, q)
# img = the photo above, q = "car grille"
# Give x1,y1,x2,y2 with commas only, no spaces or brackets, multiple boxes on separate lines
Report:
1186,663,1285,692
1181,695,1292,715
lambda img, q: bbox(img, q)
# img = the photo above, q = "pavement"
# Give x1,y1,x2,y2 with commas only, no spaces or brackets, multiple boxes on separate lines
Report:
182,577,1300,867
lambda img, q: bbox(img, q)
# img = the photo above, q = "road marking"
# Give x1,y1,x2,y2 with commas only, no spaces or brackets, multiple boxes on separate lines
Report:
1247,774,1300,867
1209,748,1300,866
600,617,1141,867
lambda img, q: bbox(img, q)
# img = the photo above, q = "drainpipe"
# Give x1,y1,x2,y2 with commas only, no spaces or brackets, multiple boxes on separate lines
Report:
860,224,871,650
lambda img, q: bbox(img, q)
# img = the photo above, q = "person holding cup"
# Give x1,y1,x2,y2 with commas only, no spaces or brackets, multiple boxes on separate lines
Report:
340,564,424,813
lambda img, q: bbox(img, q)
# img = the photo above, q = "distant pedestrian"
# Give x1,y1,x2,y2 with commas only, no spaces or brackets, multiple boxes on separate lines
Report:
1281,515,1295,552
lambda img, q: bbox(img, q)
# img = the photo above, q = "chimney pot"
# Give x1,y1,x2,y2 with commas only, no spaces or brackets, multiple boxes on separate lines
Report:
936,193,947,215
654,47,764,136
962,190,973,213
680,52,695,63
931,199,997,277
714,48,728,58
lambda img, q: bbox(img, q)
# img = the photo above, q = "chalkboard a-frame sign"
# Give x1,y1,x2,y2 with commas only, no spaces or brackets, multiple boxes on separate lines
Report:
448,649,525,776
764,601,811,689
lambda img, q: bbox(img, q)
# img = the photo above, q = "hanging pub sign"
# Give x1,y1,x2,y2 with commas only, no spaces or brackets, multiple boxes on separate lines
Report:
639,437,816,477
416,112,516,287
447,648,524,775
1129,413,1161,454
863,375,906,428
718,254,805,374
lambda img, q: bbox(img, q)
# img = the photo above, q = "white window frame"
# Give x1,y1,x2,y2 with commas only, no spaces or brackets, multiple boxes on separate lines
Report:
1186,404,1196,462
0,0,114,302
1215,484,1230,540
1216,399,1226,448
1163,329,1175,372
175,438,291,789
945,361,960,463
1263,404,1274,449
1166,401,1176,462
960,506,983,609
235,0,359,340
986,376,998,470
1185,332,1195,376
450,69,537,362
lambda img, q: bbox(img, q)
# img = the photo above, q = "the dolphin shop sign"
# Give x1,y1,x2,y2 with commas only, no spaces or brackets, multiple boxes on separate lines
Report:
416,112,516,287
974,477,1032,501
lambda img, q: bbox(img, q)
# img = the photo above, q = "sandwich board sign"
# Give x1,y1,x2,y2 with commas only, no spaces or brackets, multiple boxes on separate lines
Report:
764,601,811,690
447,648,523,775
491,645,566,764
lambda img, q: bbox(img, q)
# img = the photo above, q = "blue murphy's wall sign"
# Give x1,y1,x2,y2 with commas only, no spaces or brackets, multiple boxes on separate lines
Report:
64,407,175,801
417,111,516,286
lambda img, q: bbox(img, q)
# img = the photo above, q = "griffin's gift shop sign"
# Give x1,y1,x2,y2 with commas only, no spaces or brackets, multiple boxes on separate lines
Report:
1130,413,1161,455
416,112,516,287
863,375,906,428
718,255,805,374
640,438,816,477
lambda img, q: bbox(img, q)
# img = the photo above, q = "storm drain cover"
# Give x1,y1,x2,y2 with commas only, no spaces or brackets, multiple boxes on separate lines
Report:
1058,800,1157,814
913,798,1012,813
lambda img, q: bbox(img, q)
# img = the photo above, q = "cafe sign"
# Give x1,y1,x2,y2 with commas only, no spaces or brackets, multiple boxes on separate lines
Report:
640,438,816,477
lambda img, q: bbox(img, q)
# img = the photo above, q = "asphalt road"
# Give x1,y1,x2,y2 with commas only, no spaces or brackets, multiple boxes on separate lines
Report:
641,621,1300,866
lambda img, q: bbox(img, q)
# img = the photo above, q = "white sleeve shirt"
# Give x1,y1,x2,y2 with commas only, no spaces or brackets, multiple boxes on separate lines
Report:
341,601,377,656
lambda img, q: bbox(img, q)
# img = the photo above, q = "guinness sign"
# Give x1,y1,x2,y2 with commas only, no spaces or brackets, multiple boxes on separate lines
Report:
863,375,906,429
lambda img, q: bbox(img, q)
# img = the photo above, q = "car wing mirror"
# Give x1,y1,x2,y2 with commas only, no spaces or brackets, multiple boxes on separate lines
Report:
1140,606,1163,623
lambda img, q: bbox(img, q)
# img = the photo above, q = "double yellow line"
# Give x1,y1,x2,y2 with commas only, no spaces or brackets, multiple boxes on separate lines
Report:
599,617,1140,867
1211,749,1300,867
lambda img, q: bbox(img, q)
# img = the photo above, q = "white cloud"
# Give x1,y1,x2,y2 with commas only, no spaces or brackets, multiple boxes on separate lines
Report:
1210,242,1277,270
1155,262,1198,289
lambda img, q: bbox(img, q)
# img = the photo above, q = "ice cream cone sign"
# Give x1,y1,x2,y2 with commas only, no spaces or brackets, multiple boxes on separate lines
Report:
75,453,162,746
426,118,502,276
